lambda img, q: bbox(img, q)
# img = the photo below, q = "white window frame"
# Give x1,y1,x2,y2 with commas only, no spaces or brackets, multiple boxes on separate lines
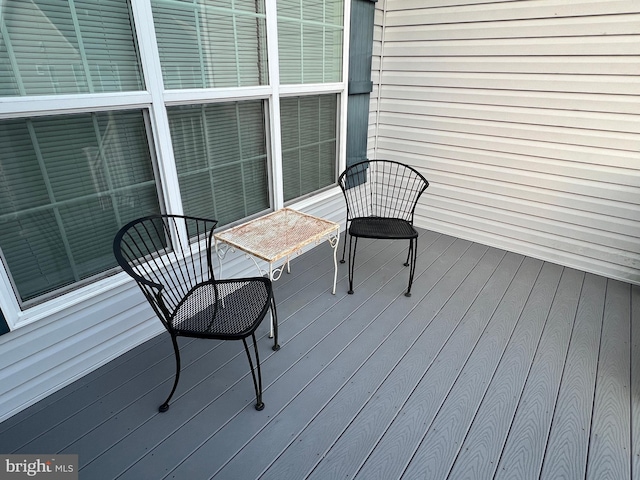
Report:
0,0,350,331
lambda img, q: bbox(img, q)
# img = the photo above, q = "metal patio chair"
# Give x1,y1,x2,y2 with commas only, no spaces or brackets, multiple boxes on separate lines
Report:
113,214,279,412
338,160,429,296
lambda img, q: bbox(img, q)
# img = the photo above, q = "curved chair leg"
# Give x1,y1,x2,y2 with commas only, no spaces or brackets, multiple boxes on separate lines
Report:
405,237,418,297
271,296,280,351
347,235,358,294
243,335,264,411
160,334,181,412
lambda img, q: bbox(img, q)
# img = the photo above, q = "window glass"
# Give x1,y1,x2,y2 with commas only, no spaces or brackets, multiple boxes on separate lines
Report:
0,111,161,303
152,0,268,89
0,0,144,96
281,94,337,202
168,100,270,226
278,0,344,84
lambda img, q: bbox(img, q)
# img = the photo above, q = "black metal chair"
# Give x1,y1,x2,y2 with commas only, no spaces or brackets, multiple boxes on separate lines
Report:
113,214,278,413
338,160,429,296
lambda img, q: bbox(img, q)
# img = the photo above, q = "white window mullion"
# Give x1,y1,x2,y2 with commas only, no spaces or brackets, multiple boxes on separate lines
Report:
130,1,183,218
265,0,284,210
338,0,351,175
0,92,153,120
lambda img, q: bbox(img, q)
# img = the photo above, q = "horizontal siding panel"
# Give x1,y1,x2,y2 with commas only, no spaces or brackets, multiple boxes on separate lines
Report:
379,98,640,135
377,138,639,190
383,56,640,76
380,72,640,96
386,0,638,25
377,124,640,171
379,113,639,154
383,86,640,116
371,55,381,71
388,0,523,10
425,186,640,254
383,36,640,57
384,16,640,41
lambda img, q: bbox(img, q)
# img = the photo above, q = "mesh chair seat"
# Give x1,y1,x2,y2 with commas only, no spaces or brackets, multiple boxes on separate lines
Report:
349,217,418,240
172,279,272,339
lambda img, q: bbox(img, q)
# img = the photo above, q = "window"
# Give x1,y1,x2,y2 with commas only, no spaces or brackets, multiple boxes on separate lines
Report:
277,0,344,84
168,101,270,226
0,111,160,304
151,0,268,89
0,0,346,316
281,94,338,202
0,0,144,96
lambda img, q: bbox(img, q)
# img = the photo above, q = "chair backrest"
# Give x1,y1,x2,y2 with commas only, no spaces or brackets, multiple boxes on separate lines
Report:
113,215,218,325
338,160,429,223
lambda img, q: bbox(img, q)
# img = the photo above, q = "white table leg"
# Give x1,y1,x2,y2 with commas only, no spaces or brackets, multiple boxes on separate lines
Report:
269,263,274,338
330,232,339,295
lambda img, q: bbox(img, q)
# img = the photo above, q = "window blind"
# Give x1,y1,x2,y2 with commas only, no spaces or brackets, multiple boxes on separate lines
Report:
167,100,270,227
281,94,337,202
151,0,268,89
0,111,160,303
0,0,143,96
277,0,344,84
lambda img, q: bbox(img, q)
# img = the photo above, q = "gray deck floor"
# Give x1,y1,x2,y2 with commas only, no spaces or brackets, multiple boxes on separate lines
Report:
1,230,638,480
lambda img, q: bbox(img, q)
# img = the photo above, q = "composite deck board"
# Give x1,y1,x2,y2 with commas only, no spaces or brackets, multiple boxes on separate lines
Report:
586,280,632,480
632,285,640,479
0,229,636,480
493,268,584,480
539,273,606,479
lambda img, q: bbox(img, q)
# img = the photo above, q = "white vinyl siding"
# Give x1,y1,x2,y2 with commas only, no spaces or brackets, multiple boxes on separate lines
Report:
370,0,640,285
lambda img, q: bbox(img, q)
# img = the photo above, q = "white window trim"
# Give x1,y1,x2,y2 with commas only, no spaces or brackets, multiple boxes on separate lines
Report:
0,92,153,119
0,0,350,331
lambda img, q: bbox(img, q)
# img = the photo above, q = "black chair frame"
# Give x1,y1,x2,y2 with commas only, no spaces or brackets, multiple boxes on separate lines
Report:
338,160,429,296
113,214,279,412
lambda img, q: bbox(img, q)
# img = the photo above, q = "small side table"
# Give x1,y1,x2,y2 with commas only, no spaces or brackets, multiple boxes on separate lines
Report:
214,208,340,336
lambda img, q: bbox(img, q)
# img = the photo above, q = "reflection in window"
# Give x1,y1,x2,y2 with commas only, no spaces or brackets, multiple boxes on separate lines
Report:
152,0,268,89
281,94,338,202
168,101,270,226
0,111,160,303
278,0,344,84
0,0,144,96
